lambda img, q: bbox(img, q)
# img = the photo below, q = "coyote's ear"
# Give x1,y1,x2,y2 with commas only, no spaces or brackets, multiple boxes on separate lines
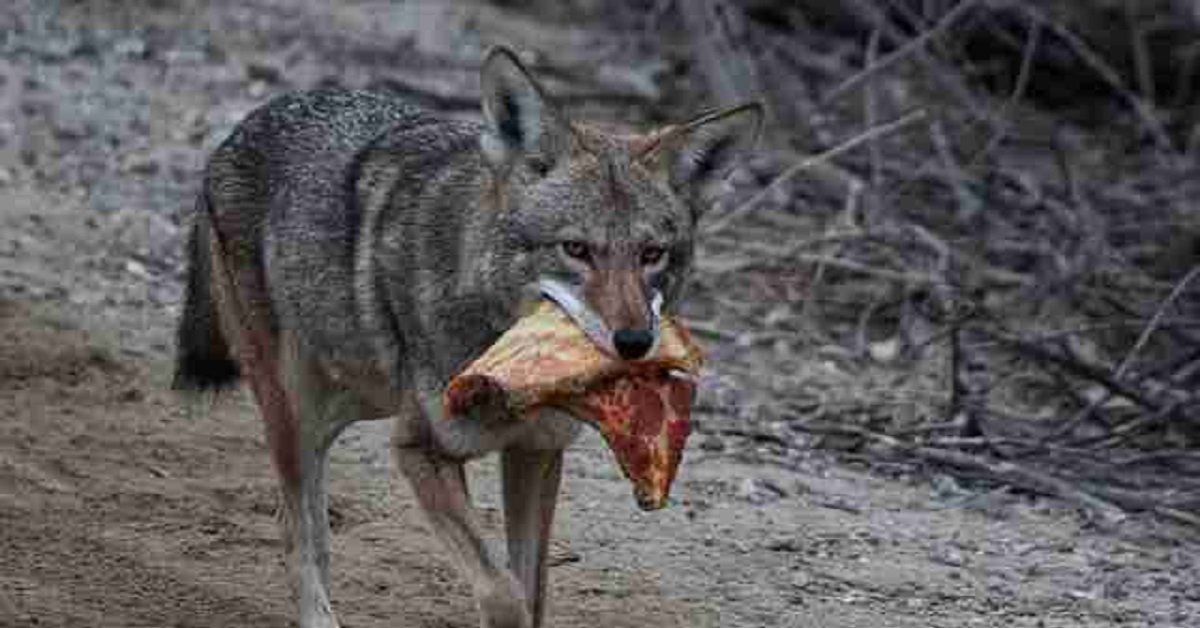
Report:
479,46,569,174
641,102,764,192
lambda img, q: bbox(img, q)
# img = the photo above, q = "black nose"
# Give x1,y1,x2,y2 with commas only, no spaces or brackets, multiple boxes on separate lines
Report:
613,329,654,360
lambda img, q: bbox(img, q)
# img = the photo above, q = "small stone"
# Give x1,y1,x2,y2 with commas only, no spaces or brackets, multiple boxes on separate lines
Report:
547,549,581,566
246,61,284,84
121,153,159,175
164,48,207,65
868,338,900,363
790,571,813,589
767,538,804,553
124,259,150,278
1067,588,1101,601
114,37,148,58
738,477,787,504
931,546,966,567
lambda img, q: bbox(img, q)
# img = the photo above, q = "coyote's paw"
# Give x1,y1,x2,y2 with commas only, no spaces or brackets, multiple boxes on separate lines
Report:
476,576,532,628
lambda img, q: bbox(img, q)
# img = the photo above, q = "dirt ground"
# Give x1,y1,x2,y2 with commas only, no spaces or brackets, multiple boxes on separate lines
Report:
1,1,1197,627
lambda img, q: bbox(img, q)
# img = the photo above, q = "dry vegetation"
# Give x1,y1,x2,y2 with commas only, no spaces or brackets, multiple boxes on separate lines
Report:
498,0,1200,529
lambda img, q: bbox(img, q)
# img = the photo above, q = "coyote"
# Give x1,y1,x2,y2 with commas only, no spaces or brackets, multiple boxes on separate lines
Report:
173,46,760,628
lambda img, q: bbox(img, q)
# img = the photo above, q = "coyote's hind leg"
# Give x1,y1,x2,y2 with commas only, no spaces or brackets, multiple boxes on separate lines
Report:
243,332,350,628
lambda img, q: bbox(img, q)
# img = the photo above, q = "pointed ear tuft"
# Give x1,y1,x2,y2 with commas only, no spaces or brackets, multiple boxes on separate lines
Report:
645,102,764,191
479,46,568,173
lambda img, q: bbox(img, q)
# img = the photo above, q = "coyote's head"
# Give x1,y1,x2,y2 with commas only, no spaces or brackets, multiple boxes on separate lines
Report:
476,47,762,360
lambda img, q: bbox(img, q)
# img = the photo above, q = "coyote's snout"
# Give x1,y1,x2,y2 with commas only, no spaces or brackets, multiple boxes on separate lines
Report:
173,46,760,628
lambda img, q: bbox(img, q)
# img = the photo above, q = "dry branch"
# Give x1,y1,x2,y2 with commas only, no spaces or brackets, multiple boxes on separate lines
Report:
819,0,984,106
791,422,1130,526
1114,265,1200,378
661,0,1200,529
704,109,927,234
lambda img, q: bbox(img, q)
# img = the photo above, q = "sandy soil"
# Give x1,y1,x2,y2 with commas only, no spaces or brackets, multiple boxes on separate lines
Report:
1,1,1197,627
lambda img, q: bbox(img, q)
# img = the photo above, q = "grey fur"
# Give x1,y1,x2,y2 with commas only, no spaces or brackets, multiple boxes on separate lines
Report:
173,46,761,628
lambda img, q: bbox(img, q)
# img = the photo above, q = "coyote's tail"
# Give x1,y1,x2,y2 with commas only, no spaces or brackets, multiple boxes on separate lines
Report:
172,192,240,391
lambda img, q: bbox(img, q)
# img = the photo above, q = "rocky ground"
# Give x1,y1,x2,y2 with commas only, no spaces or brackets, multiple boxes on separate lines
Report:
1,1,1196,627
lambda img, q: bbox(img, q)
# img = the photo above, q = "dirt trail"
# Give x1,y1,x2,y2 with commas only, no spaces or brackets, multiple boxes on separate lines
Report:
1,1,1196,627
2,298,1195,628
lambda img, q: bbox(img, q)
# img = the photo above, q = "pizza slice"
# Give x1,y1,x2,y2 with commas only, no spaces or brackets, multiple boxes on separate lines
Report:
443,300,703,510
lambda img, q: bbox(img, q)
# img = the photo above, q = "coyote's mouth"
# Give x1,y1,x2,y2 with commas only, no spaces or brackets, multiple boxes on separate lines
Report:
537,278,662,360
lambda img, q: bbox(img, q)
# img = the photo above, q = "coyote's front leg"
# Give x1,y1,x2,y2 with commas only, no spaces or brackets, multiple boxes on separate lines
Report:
392,435,533,628
501,447,563,628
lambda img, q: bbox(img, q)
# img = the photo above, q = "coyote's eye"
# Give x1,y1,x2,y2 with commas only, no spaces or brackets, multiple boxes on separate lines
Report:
640,245,667,267
561,240,590,261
